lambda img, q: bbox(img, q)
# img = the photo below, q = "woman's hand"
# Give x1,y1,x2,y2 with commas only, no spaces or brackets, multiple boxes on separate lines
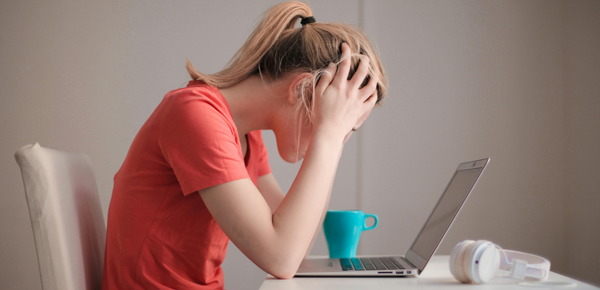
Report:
312,43,378,144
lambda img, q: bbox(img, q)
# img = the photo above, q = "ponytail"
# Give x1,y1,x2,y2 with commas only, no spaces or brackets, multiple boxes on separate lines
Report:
187,0,388,102
186,1,312,88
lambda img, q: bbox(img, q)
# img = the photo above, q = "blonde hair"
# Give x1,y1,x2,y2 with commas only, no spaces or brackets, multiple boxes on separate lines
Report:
187,1,388,162
186,1,388,108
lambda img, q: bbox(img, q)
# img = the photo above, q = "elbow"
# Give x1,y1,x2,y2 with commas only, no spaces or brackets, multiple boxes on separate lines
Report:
269,268,297,280
253,236,308,279
263,255,302,279
276,274,295,280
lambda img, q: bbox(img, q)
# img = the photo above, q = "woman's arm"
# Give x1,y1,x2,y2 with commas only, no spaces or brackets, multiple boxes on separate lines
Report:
303,130,352,259
258,171,330,260
257,173,284,215
200,133,342,278
199,43,378,279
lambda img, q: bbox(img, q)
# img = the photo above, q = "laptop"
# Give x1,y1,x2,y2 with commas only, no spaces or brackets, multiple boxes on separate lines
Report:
295,158,489,277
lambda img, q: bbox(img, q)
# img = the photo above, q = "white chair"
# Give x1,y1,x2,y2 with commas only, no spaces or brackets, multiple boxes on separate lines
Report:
15,143,106,290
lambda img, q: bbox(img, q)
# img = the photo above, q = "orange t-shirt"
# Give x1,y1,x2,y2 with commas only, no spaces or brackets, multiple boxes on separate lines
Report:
102,81,271,289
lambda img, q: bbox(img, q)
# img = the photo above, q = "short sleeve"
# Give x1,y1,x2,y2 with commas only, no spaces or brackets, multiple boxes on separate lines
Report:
159,88,249,195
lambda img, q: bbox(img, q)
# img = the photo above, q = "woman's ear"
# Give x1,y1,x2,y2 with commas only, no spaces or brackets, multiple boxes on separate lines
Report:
287,72,314,105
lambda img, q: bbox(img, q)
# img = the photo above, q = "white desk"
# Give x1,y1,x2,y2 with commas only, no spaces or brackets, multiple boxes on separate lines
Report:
260,256,599,290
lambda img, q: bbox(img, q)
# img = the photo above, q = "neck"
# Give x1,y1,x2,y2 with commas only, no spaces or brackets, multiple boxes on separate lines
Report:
219,74,288,137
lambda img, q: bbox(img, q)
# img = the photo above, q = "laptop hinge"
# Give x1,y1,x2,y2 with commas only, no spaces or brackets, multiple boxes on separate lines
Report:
403,257,417,269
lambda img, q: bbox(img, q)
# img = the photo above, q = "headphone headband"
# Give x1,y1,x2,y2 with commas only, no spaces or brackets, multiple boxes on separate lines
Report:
503,250,550,280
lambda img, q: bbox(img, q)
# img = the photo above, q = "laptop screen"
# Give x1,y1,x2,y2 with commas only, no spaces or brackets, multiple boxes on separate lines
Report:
409,164,485,262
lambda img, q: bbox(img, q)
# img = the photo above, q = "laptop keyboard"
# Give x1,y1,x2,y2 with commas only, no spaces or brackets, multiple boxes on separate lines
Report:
340,257,407,271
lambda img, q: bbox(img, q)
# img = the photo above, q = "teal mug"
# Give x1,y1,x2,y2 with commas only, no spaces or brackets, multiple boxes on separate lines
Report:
323,210,379,258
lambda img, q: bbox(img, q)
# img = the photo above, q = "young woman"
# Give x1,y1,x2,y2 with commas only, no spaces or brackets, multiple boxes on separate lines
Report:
102,1,387,289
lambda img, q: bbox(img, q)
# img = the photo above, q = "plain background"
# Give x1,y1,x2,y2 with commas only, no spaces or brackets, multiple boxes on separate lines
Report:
1,0,599,289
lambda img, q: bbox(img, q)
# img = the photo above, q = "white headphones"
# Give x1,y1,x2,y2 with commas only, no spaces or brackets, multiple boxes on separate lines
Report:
449,240,551,284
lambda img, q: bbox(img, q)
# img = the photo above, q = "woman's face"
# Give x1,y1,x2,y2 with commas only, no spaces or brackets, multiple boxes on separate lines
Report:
273,105,313,163
272,100,373,163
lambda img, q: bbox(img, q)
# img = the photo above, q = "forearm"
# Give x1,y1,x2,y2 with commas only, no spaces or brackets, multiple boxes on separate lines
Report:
303,142,344,258
271,131,343,273
303,180,332,259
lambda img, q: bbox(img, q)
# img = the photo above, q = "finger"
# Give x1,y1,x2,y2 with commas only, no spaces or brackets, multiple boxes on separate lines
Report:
362,90,378,111
315,62,336,96
358,75,378,103
331,43,352,87
349,57,370,90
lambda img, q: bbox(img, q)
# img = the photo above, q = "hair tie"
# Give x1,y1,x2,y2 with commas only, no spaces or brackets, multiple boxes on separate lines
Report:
301,16,316,26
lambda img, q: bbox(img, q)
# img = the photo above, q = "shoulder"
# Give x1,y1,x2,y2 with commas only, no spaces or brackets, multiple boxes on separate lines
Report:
164,82,233,122
157,81,237,142
168,81,226,107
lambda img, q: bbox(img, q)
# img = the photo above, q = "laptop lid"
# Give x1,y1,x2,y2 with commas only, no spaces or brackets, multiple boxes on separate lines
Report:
405,158,489,274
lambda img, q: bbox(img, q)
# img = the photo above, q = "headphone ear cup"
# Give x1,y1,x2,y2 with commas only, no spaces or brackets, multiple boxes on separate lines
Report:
449,241,462,279
474,244,501,283
464,240,501,284
462,240,484,283
449,240,475,283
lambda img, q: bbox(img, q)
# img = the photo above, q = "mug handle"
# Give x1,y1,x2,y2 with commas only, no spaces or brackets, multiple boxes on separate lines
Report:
363,214,378,231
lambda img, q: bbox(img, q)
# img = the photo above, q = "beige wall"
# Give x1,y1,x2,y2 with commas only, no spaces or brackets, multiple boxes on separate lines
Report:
564,0,600,285
1,1,598,289
361,0,569,269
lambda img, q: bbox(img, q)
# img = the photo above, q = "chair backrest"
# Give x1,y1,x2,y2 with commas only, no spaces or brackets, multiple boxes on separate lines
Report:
15,143,106,290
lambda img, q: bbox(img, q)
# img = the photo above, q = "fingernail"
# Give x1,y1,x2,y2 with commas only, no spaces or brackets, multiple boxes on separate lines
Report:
328,63,335,69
